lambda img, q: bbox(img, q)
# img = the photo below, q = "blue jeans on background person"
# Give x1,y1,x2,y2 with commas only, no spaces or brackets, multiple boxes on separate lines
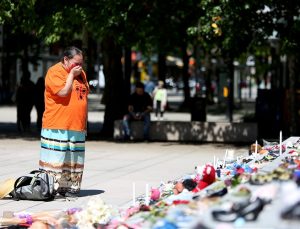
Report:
123,113,151,140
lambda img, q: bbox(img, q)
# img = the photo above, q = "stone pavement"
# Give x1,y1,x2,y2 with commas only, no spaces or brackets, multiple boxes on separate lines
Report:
0,138,248,216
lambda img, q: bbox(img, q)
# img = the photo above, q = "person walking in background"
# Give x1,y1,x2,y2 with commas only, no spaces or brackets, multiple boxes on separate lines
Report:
35,76,45,132
39,46,89,198
16,71,35,132
152,80,167,120
123,81,153,141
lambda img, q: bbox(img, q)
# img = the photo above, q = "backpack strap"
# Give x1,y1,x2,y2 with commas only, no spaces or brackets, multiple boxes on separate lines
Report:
11,176,32,200
44,172,54,199
29,170,43,175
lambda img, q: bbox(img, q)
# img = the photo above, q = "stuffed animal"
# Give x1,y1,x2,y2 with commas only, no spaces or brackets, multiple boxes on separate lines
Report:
249,143,262,155
193,163,216,192
150,188,160,201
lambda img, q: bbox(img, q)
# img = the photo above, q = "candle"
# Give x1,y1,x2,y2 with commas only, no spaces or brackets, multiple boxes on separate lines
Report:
213,155,216,169
280,131,282,155
132,182,136,206
255,140,258,155
223,150,228,167
227,150,235,160
145,184,149,205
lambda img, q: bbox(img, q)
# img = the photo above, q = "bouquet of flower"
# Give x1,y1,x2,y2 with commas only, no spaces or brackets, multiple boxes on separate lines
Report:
75,196,116,228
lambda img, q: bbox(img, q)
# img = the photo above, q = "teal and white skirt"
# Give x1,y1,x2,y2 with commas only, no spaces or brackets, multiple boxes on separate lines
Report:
39,129,85,195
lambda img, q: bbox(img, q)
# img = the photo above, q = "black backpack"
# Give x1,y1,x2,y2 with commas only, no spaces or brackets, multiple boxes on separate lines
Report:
10,170,56,201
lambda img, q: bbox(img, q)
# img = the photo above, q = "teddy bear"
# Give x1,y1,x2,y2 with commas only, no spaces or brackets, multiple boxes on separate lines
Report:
192,163,216,192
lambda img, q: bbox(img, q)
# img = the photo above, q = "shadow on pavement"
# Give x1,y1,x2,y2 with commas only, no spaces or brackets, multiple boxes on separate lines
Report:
0,122,104,140
79,189,105,197
0,122,40,139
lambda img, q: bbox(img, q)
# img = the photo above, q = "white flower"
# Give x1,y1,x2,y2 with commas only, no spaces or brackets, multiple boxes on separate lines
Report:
75,196,115,228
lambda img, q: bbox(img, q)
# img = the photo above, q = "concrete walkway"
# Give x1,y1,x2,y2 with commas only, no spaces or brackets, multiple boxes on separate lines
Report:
0,94,252,215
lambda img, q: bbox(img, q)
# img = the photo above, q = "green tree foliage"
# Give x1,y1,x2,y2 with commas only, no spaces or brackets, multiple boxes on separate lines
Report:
192,0,300,61
2,0,300,135
188,0,300,124
81,0,203,136
0,0,15,24
1,0,41,95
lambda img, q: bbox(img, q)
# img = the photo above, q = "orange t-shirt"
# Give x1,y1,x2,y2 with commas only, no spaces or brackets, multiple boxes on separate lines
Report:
42,62,89,132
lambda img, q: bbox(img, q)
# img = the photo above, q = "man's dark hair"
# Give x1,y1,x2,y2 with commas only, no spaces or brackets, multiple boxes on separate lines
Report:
135,81,145,89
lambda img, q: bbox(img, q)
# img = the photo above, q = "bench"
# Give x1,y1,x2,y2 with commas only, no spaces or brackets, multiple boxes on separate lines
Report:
114,120,257,143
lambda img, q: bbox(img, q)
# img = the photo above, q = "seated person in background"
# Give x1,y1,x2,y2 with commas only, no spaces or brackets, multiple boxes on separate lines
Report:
123,82,153,140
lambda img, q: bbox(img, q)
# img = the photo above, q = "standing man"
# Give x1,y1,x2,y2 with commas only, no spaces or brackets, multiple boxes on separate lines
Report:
123,82,153,140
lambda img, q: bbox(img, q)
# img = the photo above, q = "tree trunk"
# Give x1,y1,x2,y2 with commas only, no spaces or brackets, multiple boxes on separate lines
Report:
181,42,191,108
204,51,213,104
124,47,131,100
1,48,12,104
288,54,298,135
100,37,127,138
158,53,166,82
224,55,234,122
82,28,97,81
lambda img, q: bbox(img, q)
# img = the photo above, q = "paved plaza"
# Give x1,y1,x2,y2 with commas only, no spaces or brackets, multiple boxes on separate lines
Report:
0,138,248,215
0,96,250,215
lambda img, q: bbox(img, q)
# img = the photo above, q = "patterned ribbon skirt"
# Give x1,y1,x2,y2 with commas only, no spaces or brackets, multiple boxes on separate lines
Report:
39,129,85,195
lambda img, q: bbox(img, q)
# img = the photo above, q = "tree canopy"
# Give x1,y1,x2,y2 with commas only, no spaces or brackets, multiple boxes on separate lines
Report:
1,0,300,136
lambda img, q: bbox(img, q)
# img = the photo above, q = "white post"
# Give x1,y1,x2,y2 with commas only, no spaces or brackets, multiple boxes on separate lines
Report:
223,150,228,167
145,183,149,205
280,131,282,155
213,155,216,169
132,182,136,206
255,140,258,155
